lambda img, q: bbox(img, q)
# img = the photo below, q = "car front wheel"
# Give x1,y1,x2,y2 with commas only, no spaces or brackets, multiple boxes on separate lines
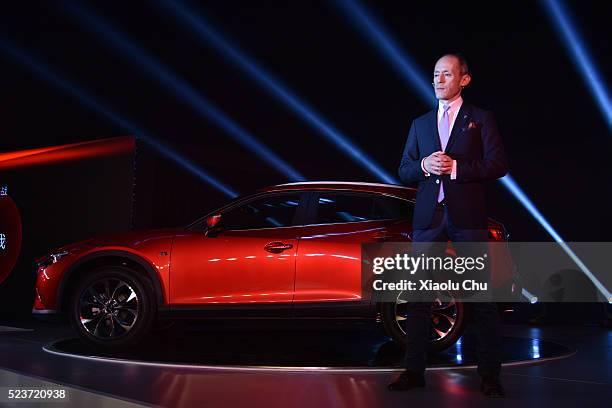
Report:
70,267,155,349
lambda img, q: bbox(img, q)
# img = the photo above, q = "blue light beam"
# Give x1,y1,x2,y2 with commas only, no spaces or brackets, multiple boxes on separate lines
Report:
156,0,398,184
335,0,611,301
521,288,538,304
0,38,238,198
542,0,612,127
502,175,611,302
65,3,305,182
333,0,436,106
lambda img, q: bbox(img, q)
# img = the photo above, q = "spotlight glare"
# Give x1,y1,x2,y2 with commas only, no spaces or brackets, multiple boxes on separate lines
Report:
455,336,463,363
522,288,538,304
531,338,541,359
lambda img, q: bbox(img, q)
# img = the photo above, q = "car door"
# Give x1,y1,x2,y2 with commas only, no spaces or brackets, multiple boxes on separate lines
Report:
170,192,305,305
294,191,413,308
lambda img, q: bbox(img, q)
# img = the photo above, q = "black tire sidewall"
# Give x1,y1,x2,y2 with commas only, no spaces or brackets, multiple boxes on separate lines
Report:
380,300,467,353
69,266,156,349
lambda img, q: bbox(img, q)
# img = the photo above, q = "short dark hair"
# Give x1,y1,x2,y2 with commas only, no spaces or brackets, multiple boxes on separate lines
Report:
440,53,470,75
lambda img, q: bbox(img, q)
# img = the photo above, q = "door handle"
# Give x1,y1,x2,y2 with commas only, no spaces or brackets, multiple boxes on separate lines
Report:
372,231,393,242
264,241,294,253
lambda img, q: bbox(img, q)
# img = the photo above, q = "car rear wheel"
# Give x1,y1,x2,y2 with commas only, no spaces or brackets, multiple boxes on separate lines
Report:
70,267,155,349
380,291,467,352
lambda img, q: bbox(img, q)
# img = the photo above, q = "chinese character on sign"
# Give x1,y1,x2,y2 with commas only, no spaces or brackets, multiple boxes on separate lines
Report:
0,186,7,196
0,233,5,250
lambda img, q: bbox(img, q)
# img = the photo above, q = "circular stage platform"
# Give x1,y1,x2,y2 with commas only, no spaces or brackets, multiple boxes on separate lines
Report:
43,324,575,371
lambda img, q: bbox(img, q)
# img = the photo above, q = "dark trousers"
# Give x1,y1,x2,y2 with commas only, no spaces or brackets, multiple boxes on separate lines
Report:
403,205,502,378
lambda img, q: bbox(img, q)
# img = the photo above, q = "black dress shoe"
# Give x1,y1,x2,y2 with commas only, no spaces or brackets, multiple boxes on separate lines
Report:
388,370,426,391
481,377,505,398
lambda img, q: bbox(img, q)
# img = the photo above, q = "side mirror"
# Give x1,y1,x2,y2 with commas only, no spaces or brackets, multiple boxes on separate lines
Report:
205,214,222,237
207,214,222,228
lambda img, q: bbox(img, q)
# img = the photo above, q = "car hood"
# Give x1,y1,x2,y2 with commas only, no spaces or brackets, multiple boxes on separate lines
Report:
54,228,185,253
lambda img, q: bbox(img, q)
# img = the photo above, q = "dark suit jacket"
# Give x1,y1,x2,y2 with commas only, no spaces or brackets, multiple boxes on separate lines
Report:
398,102,508,229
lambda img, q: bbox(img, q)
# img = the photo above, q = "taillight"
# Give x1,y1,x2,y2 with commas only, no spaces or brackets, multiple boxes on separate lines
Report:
488,227,506,241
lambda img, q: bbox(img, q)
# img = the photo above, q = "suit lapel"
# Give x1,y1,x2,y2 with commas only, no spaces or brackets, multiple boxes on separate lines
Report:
445,103,471,153
427,108,442,151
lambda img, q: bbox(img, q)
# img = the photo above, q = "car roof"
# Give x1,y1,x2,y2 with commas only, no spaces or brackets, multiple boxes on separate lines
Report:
258,181,416,199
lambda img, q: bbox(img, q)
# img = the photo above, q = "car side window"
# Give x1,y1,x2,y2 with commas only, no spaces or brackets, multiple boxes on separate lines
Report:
315,194,374,223
372,195,414,220
220,194,302,231
314,193,412,224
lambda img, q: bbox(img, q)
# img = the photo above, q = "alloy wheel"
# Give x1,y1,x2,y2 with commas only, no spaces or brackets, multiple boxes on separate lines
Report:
394,291,458,343
78,278,139,340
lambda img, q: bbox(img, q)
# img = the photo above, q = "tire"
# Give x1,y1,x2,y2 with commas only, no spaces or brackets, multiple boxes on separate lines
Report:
380,292,468,352
69,266,156,349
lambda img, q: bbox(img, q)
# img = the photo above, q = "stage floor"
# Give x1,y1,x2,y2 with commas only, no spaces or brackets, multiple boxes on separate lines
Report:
0,320,610,407
43,322,573,371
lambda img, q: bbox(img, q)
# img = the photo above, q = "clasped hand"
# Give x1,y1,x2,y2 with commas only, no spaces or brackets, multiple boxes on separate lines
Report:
424,151,453,175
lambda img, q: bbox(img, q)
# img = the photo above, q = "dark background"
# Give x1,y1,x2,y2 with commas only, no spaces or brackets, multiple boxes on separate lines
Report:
0,147,135,318
1,0,611,242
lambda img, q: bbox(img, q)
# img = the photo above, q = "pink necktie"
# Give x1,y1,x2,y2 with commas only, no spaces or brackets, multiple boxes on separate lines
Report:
437,105,450,203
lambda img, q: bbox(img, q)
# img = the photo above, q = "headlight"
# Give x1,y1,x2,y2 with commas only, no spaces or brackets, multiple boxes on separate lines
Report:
36,250,70,269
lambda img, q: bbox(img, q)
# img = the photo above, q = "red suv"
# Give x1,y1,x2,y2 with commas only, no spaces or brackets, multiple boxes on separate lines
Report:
34,182,510,350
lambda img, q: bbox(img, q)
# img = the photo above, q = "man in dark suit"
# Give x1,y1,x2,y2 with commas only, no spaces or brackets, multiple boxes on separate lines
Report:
388,54,508,398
